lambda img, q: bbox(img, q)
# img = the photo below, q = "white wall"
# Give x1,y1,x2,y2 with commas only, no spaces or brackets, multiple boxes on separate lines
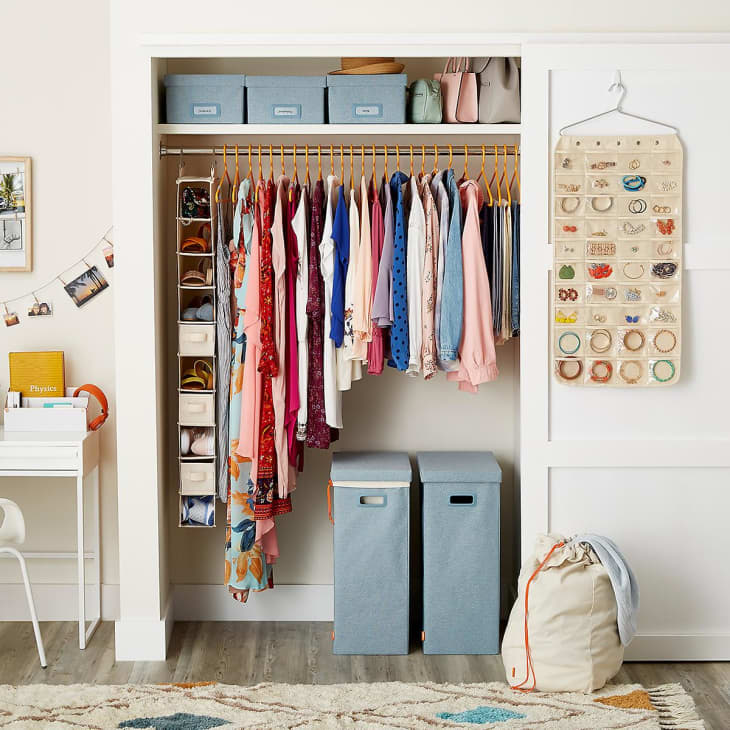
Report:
0,2,116,598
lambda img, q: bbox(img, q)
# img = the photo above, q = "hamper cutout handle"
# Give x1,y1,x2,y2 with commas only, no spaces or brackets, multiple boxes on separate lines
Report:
450,495,474,505
360,495,386,506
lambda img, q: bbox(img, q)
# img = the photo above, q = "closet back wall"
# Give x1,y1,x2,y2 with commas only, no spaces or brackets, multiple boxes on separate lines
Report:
0,0,116,618
164,150,519,604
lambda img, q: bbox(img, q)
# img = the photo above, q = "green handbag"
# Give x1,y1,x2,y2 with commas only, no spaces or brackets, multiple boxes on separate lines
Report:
407,79,443,123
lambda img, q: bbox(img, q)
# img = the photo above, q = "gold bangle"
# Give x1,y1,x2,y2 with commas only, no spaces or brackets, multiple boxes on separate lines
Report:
623,329,646,352
589,328,612,353
560,196,581,214
623,263,645,280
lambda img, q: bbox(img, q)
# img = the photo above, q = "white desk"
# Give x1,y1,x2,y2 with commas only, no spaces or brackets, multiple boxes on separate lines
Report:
0,427,100,649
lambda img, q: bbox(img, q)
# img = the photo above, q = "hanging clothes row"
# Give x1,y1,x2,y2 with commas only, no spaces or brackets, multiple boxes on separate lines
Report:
213,142,520,603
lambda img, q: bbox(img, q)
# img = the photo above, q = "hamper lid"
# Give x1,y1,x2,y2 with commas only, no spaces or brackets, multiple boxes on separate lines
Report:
164,74,245,88
417,451,501,483
331,451,412,483
326,73,407,88
245,75,326,88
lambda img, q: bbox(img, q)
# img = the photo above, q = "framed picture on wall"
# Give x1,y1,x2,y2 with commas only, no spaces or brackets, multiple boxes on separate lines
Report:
0,156,32,272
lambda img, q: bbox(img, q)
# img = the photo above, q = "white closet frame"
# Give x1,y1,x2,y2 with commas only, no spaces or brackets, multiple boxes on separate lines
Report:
111,32,730,662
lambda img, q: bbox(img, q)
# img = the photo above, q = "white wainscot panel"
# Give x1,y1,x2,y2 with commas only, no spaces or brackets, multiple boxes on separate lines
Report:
550,270,730,440
549,466,730,636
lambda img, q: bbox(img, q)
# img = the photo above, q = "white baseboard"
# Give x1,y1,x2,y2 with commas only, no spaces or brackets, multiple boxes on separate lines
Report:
172,583,334,621
624,633,730,661
0,583,119,621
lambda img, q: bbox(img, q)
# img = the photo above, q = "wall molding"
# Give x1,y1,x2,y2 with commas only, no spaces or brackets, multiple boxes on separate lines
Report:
624,634,730,662
172,584,334,622
0,583,119,622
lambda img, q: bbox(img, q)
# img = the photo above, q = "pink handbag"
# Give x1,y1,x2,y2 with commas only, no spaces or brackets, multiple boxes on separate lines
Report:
434,57,478,124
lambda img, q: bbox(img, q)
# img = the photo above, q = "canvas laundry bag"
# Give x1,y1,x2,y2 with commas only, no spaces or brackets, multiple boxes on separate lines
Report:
502,533,624,693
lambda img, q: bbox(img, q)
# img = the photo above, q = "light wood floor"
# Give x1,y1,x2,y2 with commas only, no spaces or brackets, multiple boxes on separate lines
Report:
1,621,728,728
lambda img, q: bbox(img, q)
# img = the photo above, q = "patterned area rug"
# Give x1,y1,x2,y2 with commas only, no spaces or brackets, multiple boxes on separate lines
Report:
0,681,704,729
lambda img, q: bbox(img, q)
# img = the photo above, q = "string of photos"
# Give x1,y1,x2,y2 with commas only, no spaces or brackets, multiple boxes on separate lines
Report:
2,227,114,328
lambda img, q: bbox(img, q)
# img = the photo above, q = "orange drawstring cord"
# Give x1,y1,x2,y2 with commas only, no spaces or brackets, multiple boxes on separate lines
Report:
510,540,565,693
327,479,334,524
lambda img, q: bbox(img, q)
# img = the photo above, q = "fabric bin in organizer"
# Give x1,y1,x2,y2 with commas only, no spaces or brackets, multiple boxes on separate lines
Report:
245,76,326,124
330,451,412,655
327,74,407,124
164,74,246,124
418,451,501,655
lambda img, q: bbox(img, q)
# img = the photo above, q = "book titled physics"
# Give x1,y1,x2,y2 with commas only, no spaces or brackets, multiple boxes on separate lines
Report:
9,351,65,398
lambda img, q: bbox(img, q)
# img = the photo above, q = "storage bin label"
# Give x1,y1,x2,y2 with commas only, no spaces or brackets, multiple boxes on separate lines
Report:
191,103,221,118
272,104,302,119
353,103,383,118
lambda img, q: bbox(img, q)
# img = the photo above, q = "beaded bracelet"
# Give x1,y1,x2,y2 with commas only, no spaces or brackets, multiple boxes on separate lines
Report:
651,359,676,382
589,360,613,383
619,360,642,384
653,329,677,353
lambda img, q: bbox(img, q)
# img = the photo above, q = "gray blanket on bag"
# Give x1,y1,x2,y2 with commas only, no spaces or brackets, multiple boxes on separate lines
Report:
571,534,640,646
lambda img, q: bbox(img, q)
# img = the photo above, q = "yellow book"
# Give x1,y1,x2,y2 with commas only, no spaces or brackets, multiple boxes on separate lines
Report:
9,351,65,398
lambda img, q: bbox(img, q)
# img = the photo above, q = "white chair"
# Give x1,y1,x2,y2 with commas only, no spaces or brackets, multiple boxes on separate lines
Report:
0,498,47,667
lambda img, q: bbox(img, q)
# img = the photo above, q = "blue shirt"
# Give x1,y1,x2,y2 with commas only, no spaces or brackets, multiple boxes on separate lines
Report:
330,184,348,347
388,171,410,370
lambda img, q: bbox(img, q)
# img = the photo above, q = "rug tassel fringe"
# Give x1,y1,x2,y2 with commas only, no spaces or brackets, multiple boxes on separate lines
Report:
648,684,705,729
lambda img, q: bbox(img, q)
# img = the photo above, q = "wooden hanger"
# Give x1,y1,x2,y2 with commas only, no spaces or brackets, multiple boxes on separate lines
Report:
280,144,285,177
268,144,273,181
292,143,298,184
421,145,426,177
510,144,521,203
231,144,240,205
409,145,414,177
384,145,388,179
360,145,365,183
462,144,469,180
349,144,354,191
257,145,263,181
372,144,376,181
432,144,439,175
305,145,311,186
247,144,255,187
329,144,334,177
448,144,453,170
339,144,344,185
396,145,400,172
317,145,322,181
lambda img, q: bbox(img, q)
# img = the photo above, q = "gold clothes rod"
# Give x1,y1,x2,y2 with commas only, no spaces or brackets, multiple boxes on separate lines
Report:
160,144,520,158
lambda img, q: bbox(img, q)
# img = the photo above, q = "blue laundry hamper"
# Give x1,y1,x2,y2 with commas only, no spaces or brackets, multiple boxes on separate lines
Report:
331,451,412,655
418,451,501,654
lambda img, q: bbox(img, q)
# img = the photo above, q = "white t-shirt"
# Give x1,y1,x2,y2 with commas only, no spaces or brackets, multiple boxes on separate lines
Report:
406,175,426,376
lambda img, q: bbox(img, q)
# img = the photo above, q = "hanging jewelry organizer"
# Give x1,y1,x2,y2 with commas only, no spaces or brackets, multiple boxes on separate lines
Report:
552,77,682,387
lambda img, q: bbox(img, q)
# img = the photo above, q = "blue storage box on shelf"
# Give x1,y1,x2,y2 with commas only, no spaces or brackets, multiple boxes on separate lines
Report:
245,76,326,124
330,451,412,655
164,74,246,124
326,74,407,124
418,451,502,655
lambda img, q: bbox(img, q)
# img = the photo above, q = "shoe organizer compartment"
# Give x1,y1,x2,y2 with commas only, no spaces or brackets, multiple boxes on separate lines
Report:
179,392,215,427
180,290,215,322
179,494,216,527
178,323,216,356
179,356,215,392
180,461,216,496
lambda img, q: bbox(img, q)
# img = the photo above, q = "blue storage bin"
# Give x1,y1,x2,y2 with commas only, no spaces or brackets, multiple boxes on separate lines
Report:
331,451,412,655
418,451,501,655
327,74,407,124
246,76,326,124
164,74,245,124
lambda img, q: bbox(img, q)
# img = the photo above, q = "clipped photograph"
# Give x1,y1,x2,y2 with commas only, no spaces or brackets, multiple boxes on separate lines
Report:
3,310,19,327
63,265,109,307
27,300,52,317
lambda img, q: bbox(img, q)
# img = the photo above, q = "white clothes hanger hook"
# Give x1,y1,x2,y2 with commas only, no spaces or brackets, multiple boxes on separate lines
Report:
608,70,626,111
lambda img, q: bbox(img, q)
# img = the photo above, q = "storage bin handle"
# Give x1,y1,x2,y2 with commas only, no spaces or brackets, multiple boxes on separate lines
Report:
186,403,205,413
188,472,206,482
185,333,206,343
449,494,475,505
360,495,385,506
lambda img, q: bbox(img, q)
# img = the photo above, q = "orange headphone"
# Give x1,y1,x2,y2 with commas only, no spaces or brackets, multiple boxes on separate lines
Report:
73,384,109,431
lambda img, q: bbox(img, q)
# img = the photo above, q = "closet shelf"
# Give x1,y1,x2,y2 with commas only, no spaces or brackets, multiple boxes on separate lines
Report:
159,123,521,136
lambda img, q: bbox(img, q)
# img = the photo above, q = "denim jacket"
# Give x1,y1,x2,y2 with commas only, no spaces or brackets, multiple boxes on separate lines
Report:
439,169,463,362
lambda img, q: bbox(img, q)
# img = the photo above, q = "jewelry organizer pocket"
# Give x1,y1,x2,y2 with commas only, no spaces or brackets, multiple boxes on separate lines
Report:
552,134,683,387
